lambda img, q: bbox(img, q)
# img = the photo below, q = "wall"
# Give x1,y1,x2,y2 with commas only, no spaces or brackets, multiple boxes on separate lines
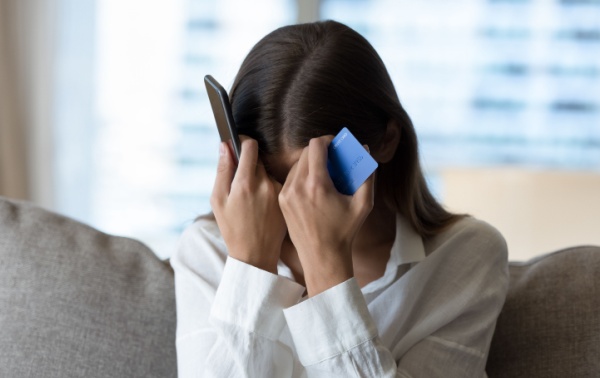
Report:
440,168,600,261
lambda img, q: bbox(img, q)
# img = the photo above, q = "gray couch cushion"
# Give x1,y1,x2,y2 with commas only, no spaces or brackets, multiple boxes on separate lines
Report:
487,245,600,378
0,197,177,378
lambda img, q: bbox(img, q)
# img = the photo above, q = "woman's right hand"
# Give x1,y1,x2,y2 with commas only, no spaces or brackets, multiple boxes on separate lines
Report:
210,137,286,274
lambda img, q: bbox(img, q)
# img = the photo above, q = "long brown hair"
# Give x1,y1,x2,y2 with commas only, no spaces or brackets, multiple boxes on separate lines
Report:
229,20,463,238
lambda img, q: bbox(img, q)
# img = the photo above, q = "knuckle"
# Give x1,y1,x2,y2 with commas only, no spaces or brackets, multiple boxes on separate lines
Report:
281,186,293,201
319,135,332,144
289,182,301,197
278,190,288,207
309,137,326,150
242,138,258,151
307,177,325,197
306,179,319,196
234,178,253,196
301,145,310,155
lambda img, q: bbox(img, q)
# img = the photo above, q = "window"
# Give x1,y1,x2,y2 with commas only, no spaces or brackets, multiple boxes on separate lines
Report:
321,0,600,170
54,0,600,259
56,0,294,258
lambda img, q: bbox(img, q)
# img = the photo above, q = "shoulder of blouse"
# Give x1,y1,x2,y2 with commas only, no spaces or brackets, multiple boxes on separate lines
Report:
180,212,224,249
191,211,219,234
424,215,508,262
171,212,227,270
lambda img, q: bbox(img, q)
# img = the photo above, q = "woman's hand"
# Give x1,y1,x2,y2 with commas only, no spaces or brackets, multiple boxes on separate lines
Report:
278,136,375,297
210,137,286,274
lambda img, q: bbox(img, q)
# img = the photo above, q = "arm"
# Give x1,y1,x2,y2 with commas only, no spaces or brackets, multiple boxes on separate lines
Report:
278,136,398,376
173,138,303,377
284,278,398,377
174,215,508,378
278,137,508,377
172,234,304,377
282,224,508,377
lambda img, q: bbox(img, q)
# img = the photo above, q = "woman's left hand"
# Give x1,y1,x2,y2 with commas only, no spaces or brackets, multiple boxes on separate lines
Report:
278,136,375,297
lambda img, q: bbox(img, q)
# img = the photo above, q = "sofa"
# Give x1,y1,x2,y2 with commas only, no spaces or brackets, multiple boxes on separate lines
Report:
0,196,598,377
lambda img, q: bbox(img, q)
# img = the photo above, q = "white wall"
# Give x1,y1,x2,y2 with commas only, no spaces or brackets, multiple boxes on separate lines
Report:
440,168,600,261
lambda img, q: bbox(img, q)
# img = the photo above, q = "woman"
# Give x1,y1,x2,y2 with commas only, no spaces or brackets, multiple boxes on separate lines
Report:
171,20,509,377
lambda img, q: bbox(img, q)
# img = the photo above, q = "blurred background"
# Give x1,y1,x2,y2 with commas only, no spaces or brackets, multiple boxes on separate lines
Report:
1,0,598,260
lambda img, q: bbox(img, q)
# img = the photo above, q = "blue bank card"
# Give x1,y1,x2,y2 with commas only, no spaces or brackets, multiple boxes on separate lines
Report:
327,127,378,195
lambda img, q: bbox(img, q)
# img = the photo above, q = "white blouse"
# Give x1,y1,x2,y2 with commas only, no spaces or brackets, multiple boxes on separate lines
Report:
171,212,509,378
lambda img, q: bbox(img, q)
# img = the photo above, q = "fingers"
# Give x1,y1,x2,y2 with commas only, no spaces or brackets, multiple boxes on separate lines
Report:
236,137,259,182
308,136,334,181
352,165,376,217
288,144,309,184
212,136,260,206
355,169,375,202
211,142,235,206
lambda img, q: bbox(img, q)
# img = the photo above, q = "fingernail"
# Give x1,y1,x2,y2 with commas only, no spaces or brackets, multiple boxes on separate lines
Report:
219,142,226,156
364,145,370,153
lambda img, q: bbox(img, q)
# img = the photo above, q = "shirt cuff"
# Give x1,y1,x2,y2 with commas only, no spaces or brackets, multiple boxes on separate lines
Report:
210,256,305,340
283,278,378,366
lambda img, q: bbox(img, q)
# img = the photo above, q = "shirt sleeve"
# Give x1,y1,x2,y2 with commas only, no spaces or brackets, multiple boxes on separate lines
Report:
173,215,508,378
282,218,509,378
171,218,305,378
284,278,398,377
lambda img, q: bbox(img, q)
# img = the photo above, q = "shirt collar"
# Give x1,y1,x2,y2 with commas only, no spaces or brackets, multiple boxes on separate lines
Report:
360,213,426,295
388,214,426,267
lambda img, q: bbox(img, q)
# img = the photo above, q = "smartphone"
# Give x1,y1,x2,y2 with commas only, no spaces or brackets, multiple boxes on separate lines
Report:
204,75,241,163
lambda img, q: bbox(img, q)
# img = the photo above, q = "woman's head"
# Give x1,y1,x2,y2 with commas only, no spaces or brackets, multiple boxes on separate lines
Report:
230,20,461,237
